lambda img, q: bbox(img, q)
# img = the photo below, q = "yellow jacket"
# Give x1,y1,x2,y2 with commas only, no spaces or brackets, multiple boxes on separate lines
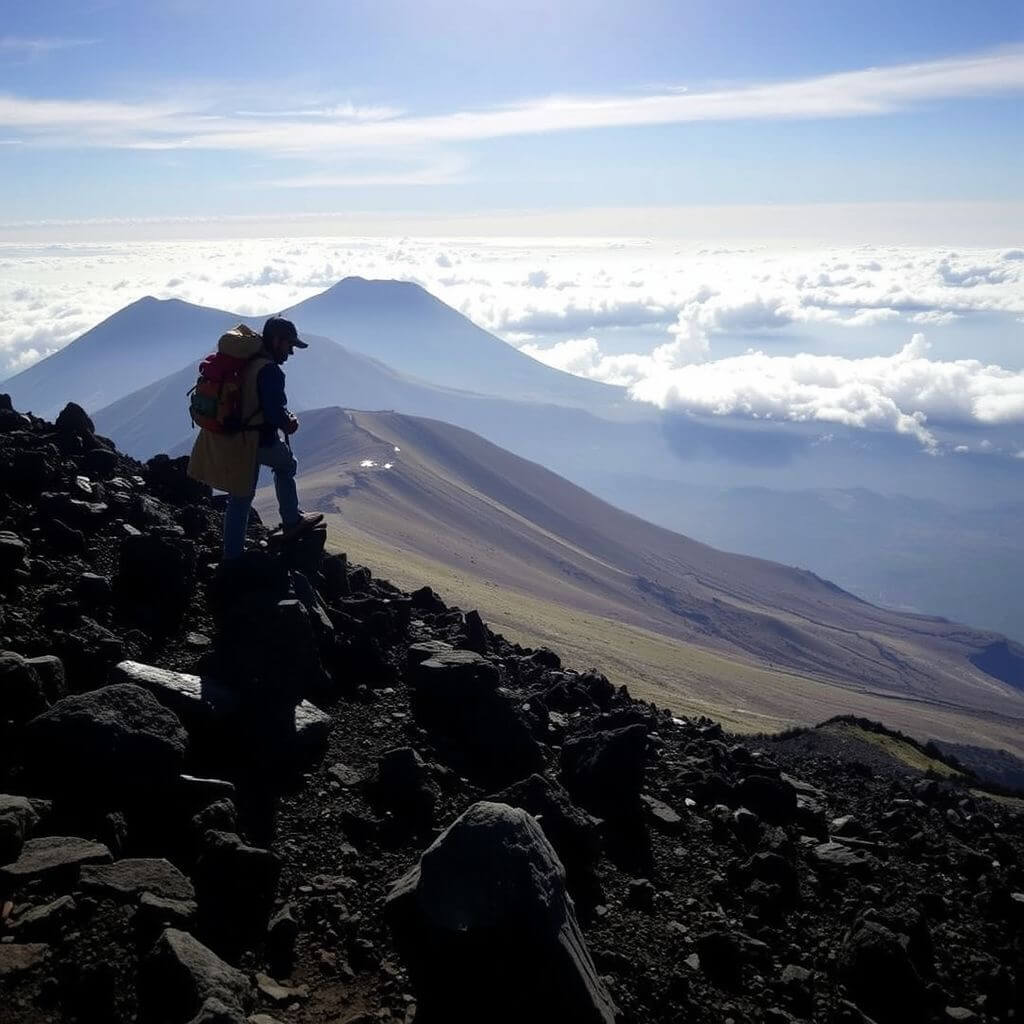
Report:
187,324,272,497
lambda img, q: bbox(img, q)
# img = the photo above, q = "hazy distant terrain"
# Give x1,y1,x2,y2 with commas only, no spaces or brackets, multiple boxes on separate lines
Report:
5,278,1023,646
258,405,1024,757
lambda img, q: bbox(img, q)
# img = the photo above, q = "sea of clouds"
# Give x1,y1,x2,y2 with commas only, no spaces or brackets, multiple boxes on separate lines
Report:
1,237,1022,454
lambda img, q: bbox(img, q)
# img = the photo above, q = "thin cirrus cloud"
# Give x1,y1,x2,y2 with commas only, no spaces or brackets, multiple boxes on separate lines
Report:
1,45,1023,153
0,36,97,58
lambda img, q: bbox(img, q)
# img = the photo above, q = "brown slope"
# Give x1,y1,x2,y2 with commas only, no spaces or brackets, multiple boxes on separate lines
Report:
264,407,1024,744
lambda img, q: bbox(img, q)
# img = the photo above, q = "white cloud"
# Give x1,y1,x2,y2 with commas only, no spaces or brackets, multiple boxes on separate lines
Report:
627,334,1024,448
1,46,1023,153
3,236,1024,456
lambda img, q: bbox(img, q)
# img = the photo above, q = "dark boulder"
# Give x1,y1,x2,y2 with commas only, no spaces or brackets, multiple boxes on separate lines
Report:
839,920,927,1024
385,801,616,1024
0,794,43,863
735,774,798,824
0,650,49,725
80,857,195,903
490,773,603,907
0,835,112,887
371,746,438,832
561,724,648,821
55,402,96,438
21,684,188,802
0,530,27,575
412,650,543,786
193,831,281,948
141,928,253,1024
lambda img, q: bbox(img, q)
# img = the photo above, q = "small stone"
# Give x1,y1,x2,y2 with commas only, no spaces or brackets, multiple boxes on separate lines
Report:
945,1009,978,1022
0,836,112,886
0,942,48,975
255,973,309,1004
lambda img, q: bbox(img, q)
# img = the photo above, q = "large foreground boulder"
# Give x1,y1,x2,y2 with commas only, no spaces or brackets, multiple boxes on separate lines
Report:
141,928,253,1024
21,684,188,802
385,801,616,1024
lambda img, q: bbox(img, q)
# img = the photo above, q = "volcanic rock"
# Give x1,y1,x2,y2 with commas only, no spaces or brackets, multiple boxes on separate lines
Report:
0,650,49,725
561,724,648,820
1,835,112,886
141,928,253,1024
839,919,926,1024
385,801,616,1024
21,683,187,802
80,858,195,903
412,650,543,785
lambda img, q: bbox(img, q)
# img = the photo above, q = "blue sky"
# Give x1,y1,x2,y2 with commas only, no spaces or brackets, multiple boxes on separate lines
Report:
1,0,1022,230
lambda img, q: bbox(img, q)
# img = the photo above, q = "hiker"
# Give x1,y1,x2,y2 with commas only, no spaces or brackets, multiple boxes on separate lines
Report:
187,315,323,558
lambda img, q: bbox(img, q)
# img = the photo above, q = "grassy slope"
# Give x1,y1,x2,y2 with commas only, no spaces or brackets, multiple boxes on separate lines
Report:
255,407,1024,758
318,515,1024,758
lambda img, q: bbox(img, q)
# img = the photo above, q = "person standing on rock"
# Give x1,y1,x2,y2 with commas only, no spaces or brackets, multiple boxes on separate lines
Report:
187,316,323,559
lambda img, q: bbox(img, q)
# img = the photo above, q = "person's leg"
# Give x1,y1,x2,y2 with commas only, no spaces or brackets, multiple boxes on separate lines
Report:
256,440,300,526
223,493,254,559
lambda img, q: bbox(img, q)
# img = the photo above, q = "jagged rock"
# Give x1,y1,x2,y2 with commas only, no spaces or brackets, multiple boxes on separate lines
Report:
810,841,878,880
1,835,112,886
266,904,298,974
185,998,248,1024
83,445,118,477
42,516,86,553
839,920,926,1024
561,724,648,820
54,615,125,688
137,892,199,931
464,609,488,653
0,794,42,863
0,530,27,573
55,402,96,437
0,649,49,724
0,942,49,976
407,639,454,666
412,650,543,785
142,928,253,1024
642,793,685,833
24,654,66,703
80,857,195,902
385,801,616,1024
371,746,438,830
77,571,113,606
410,585,446,613
489,773,603,904
193,831,281,945
111,661,330,765
10,895,77,939
21,683,188,801
255,972,309,1004
735,774,798,824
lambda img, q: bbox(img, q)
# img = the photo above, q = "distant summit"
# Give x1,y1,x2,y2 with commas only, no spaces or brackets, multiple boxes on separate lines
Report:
284,277,627,409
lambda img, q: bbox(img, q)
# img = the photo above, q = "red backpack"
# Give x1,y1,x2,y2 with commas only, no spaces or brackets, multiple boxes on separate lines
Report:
187,327,265,434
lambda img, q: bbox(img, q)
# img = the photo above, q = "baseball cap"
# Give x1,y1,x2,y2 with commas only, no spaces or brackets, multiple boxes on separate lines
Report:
263,315,308,349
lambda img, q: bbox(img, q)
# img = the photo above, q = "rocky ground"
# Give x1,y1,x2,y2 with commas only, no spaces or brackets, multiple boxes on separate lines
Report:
1,393,1022,1024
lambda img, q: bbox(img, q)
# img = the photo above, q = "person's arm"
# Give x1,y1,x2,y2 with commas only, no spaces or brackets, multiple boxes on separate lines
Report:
256,363,291,431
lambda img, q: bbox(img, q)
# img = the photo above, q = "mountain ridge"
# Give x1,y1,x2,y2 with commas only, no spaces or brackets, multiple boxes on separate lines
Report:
267,404,1024,756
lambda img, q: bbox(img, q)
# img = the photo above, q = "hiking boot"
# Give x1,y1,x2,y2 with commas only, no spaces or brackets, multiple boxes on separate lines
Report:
279,511,324,541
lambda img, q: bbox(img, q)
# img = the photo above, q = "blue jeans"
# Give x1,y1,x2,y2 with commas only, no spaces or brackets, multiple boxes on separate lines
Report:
223,439,300,559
